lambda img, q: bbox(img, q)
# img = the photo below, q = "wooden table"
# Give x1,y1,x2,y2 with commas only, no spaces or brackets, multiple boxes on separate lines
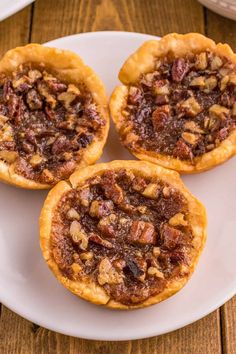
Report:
0,1,235,353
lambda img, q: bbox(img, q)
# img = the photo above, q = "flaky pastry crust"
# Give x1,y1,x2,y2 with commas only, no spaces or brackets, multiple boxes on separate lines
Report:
0,44,109,189
40,160,207,309
110,33,236,173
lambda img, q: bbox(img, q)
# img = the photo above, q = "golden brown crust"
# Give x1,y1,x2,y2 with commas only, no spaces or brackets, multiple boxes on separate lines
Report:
110,33,236,173
40,160,207,309
0,44,109,189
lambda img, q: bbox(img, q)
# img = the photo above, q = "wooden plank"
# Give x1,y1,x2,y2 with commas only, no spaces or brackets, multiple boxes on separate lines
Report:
0,7,32,57
0,1,225,353
0,305,222,354
221,297,236,354
206,9,236,51
31,0,204,43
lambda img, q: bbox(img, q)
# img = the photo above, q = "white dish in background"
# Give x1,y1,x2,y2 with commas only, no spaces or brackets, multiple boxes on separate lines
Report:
0,31,235,340
0,0,34,22
198,0,236,21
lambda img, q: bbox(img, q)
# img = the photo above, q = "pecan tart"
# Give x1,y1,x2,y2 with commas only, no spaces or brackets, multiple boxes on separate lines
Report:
110,33,236,173
0,44,109,189
40,160,206,309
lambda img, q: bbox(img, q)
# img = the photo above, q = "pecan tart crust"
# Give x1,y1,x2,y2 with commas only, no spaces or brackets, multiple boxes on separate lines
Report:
110,33,236,173
40,160,206,309
0,44,109,189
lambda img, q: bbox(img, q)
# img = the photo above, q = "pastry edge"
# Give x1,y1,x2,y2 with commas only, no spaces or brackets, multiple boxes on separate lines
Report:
110,33,236,173
0,43,109,189
40,160,207,309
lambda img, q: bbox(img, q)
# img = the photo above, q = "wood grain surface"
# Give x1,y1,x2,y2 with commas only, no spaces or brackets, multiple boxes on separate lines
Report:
0,1,235,353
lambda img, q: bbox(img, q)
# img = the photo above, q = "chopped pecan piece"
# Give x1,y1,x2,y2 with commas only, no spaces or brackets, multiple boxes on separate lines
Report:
169,213,187,226
162,186,173,198
55,160,76,180
71,262,82,275
221,92,234,108
0,141,15,151
28,69,42,82
170,250,186,264
181,97,202,116
195,52,207,70
155,94,169,105
13,76,31,92
171,58,189,82
216,127,229,141
67,84,80,95
89,233,113,249
147,266,164,279
210,56,222,70
41,169,54,183
132,176,147,192
152,105,170,132
58,91,76,109
0,115,8,125
101,171,124,204
51,135,70,155
26,89,43,110
140,72,157,87
67,208,80,220
154,80,169,95
153,247,161,257
89,200,113,218
37,81,57,108
182,132,199,146
29,154,44,167
220,76,229,91
98,258,123,285
80,251,93,261
113,259,126,270
97,214,117,238
190,76,205,88
204,116,219,131
161,223,184,250
142,183,160,199
209,104,229,119
78,187,91,207
184,121,203,134
173,139,193,160
204,76,217,92
137,205,148,214
128,220,156,245
69,220,88,250
129,86,143,105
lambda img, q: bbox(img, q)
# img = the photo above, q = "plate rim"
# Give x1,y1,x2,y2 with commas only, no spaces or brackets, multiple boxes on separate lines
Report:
0,0,35,22
0,31,235,341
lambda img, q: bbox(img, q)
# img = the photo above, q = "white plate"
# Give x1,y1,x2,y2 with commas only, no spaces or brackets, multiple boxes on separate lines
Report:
0,0,34,22
198,0,236,21
0,31,235,341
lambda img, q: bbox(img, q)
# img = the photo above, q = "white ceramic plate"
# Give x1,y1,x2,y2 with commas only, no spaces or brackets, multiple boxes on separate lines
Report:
0,31,235,341
198,0,236,21
0,0,34,22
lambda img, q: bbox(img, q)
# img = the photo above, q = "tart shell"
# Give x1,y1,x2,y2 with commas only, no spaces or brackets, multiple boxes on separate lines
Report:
109,33,236,173
40,160,207,309
0,44,109,189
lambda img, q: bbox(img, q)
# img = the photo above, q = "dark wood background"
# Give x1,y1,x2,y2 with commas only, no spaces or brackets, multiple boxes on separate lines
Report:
0,1,235,353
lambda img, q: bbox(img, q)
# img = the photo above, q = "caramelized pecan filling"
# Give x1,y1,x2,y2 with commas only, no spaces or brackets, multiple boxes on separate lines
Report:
124,51,236,160
51,169,194,305
0,64,105,184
